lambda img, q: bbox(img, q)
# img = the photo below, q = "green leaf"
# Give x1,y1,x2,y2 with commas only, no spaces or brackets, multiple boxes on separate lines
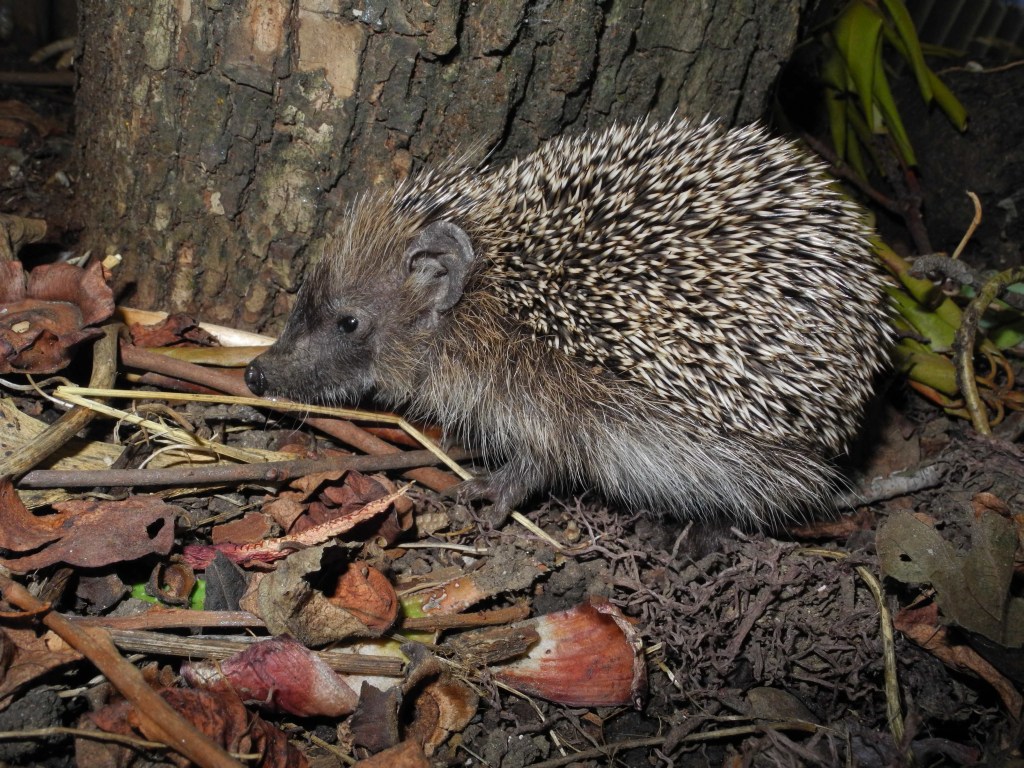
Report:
879,0,933,101
985,320,1024,351
190,579,206,610
130,580,206,609
846,106,885,171
919,42,963,58
901,346,959,394
871,44,917,165
886,286,957,350
882,25,968,132
130,583,158,604
927,68,969,131
846,127,868,178
833,2,884,130
874,240,965,331
823,51,849,159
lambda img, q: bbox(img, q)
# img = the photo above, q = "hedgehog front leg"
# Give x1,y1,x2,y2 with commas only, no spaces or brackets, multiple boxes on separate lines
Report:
455,458,548,524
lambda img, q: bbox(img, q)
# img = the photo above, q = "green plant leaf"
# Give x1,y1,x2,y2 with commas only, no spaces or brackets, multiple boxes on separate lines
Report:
984,319,1024,350
883,26,969,134
846,126,868,178
880,0,933,101
871,44,918,165
886,286,957,350
834,2,884,130
846,106,887,171
900,345,959,394
927,68,969,131
919,42,963,58
130,583,158,604
874,240,964,330
823,50,849,159
190,578,206,610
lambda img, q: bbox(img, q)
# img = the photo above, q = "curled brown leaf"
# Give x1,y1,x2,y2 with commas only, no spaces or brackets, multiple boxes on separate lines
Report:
0,261,114,374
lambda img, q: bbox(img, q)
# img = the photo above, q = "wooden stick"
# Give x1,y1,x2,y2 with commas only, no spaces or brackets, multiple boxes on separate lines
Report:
18,447,470,489
119,344,460,493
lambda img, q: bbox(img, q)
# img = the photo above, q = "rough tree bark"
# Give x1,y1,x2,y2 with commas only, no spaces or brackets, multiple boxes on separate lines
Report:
74,0,810,333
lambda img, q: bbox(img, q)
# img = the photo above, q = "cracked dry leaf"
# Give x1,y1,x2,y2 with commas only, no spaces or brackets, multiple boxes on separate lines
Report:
247,544,396,646
0,627,80,709
878,509,1024,648
0,480,178,572
264,469,409,545
895,603,1023,719
183,483,404,569
348,645,478,756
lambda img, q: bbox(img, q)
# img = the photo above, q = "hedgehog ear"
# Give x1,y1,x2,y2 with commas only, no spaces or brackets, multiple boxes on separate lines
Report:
403,221,475,314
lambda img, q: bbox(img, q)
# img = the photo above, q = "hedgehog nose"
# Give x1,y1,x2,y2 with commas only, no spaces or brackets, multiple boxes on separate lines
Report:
245,359,268,396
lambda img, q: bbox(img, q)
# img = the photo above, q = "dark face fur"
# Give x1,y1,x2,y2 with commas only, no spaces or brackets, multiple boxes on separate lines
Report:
245,218,476,407
248,266,392,404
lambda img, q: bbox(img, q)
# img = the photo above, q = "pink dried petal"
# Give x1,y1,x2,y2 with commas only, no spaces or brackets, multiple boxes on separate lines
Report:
492,598,647,708
25,261,114,325
0,299,91,373
182,636,358,718
0,261,27,303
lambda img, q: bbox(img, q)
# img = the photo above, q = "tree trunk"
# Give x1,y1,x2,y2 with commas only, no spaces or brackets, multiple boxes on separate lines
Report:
74,0,810,333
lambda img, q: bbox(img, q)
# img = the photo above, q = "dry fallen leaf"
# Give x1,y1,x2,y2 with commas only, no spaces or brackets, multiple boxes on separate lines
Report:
406,543,552,615
211,510,276,545
129,312,217,347
352,740,430,768
347,644,479,756
744,686,819,723
895,603,1023,720
348,682,402,752
183,485,405,569
77,684,309,768
0,481,178,572
146,561,198,607
246,545,392,646
404,674,479,756
878,509,1024,648
329,562,399,633
0,627,81,709
402,644,479,756
264,470,410,545
0,100,65,145
0,260,114,374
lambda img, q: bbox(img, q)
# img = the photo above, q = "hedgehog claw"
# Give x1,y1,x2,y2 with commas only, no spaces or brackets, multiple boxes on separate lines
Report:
448,471,531,529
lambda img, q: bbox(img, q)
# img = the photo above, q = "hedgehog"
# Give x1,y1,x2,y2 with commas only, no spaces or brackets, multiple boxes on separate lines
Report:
245,117,893,524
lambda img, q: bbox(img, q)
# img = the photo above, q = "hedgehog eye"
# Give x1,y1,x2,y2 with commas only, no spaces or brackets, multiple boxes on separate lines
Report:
338,316,359,334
